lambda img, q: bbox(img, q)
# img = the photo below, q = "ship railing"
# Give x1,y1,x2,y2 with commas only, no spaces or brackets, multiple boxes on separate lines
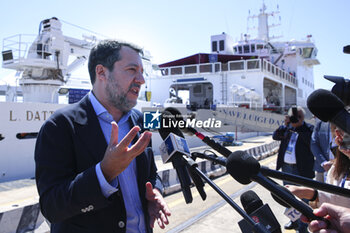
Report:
159,59,261,76
2,34,57,69
262,60,297,87
159,58,297,87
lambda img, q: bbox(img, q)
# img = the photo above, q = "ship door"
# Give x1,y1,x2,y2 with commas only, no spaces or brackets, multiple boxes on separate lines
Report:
170,82,213,110
263,78,282,113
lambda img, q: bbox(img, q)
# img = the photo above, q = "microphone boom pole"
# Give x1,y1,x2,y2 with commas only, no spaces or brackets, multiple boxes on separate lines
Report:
260,166,350,198
184,155,270,233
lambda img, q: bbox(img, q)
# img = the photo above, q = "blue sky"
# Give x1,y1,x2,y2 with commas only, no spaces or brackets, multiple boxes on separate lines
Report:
1,0,349,90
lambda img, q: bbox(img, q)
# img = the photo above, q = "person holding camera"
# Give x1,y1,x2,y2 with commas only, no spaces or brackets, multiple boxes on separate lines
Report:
273,106,315,232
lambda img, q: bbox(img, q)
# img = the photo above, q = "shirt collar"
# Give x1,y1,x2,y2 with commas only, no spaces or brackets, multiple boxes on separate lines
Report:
89,91,107,116
89,91,132,124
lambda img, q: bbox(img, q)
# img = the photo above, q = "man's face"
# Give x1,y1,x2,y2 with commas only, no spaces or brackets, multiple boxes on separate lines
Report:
105,46,145,113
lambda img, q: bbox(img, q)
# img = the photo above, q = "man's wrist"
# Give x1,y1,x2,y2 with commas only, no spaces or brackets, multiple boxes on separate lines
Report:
100,160,114,183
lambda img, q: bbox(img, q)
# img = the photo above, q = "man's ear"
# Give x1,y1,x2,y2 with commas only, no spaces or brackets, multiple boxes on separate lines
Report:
95,64,107,81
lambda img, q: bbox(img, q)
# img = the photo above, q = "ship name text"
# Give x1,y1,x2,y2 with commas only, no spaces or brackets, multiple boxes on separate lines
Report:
9,110,55,121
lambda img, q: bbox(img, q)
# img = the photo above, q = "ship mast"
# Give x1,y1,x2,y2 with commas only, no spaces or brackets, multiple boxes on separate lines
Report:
247,2,282,42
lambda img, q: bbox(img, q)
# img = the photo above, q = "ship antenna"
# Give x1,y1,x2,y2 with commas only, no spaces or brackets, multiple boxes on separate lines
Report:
60,19,109,39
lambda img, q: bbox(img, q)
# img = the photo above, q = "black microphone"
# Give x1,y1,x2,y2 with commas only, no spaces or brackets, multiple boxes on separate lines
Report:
238,190,282,233
269,185,303,222
163,107,233,157
158,109,193,204
226,151,330,225
307,89,350,134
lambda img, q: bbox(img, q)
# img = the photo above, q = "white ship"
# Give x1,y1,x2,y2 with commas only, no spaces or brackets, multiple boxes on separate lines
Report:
0,4,319,183
145,3,319,132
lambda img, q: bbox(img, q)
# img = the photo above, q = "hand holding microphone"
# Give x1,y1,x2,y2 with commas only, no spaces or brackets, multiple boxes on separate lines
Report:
226,151,330,225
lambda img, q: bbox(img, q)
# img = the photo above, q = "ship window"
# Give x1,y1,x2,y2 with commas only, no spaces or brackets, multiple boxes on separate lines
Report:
302,48,313,58
219,40,225,51
233,47,237,53
257,44,263,50
185,65,197,74
212,41,218,52
302,77,304,83
16,132,38,139
229,61,244,70
247,60,260,69
0,134,4,141
251,44,255,53
243,45,250,53
170,67,183,75
238,46,242,54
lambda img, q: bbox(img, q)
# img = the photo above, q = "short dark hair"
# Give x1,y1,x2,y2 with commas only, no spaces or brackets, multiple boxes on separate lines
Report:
88,40,143,84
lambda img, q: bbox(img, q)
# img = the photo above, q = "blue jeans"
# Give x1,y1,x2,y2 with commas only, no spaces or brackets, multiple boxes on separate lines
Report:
282,163,309,233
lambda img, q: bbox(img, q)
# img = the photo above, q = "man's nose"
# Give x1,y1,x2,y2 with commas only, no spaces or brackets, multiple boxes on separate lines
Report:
135,71,145,84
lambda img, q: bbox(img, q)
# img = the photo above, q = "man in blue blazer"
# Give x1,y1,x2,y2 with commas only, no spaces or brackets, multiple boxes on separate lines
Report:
35,40,171,233
311,121,334,182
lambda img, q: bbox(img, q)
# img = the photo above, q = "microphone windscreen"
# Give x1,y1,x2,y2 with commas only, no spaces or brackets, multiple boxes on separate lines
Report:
226,151,260,184
240,190,263,215
158,109,185,140
307,89,345,122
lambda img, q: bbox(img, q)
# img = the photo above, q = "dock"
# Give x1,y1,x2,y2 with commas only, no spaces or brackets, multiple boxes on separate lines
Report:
0,134,281,233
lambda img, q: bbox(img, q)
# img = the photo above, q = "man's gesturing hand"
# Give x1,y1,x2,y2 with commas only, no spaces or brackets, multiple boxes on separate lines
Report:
145,182,171,229
101,122,152,182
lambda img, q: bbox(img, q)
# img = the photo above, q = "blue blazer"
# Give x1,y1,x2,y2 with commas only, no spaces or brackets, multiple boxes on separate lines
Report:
35,95,162,233
311,121,331,172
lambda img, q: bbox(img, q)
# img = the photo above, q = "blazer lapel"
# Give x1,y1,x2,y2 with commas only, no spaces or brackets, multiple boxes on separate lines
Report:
74,95,107,163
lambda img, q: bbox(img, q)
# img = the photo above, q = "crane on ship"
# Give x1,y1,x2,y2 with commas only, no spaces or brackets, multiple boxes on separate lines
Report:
1,17,97,103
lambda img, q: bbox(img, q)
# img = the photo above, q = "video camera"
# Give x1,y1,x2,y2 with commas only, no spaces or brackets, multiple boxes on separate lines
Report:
289,106,299,123
324,45,350,105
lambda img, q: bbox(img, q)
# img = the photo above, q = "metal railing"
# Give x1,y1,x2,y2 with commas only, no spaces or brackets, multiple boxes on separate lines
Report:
2,34,55,64
159,58,297,87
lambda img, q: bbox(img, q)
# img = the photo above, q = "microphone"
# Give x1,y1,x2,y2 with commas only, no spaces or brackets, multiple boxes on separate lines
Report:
162,107,232,157
307,89,350,134
158,109,193,204
238,190,282,233
226,151,330,225
269,185,302,222
193,149,350,198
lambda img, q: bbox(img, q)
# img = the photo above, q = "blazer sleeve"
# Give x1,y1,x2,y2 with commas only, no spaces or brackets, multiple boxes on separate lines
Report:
35,115,112,223
273,125,288,141
310,122,328,163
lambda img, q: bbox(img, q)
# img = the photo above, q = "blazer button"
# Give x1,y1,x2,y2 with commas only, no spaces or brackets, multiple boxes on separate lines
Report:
118,221,125,228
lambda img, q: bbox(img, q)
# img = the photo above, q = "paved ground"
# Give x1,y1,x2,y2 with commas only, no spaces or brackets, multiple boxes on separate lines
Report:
0,134,301,232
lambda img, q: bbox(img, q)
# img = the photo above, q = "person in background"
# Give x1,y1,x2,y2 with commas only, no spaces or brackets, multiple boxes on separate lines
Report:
286,126,350,209
311,120,335,182
273,106,315,232
35,40,171,233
